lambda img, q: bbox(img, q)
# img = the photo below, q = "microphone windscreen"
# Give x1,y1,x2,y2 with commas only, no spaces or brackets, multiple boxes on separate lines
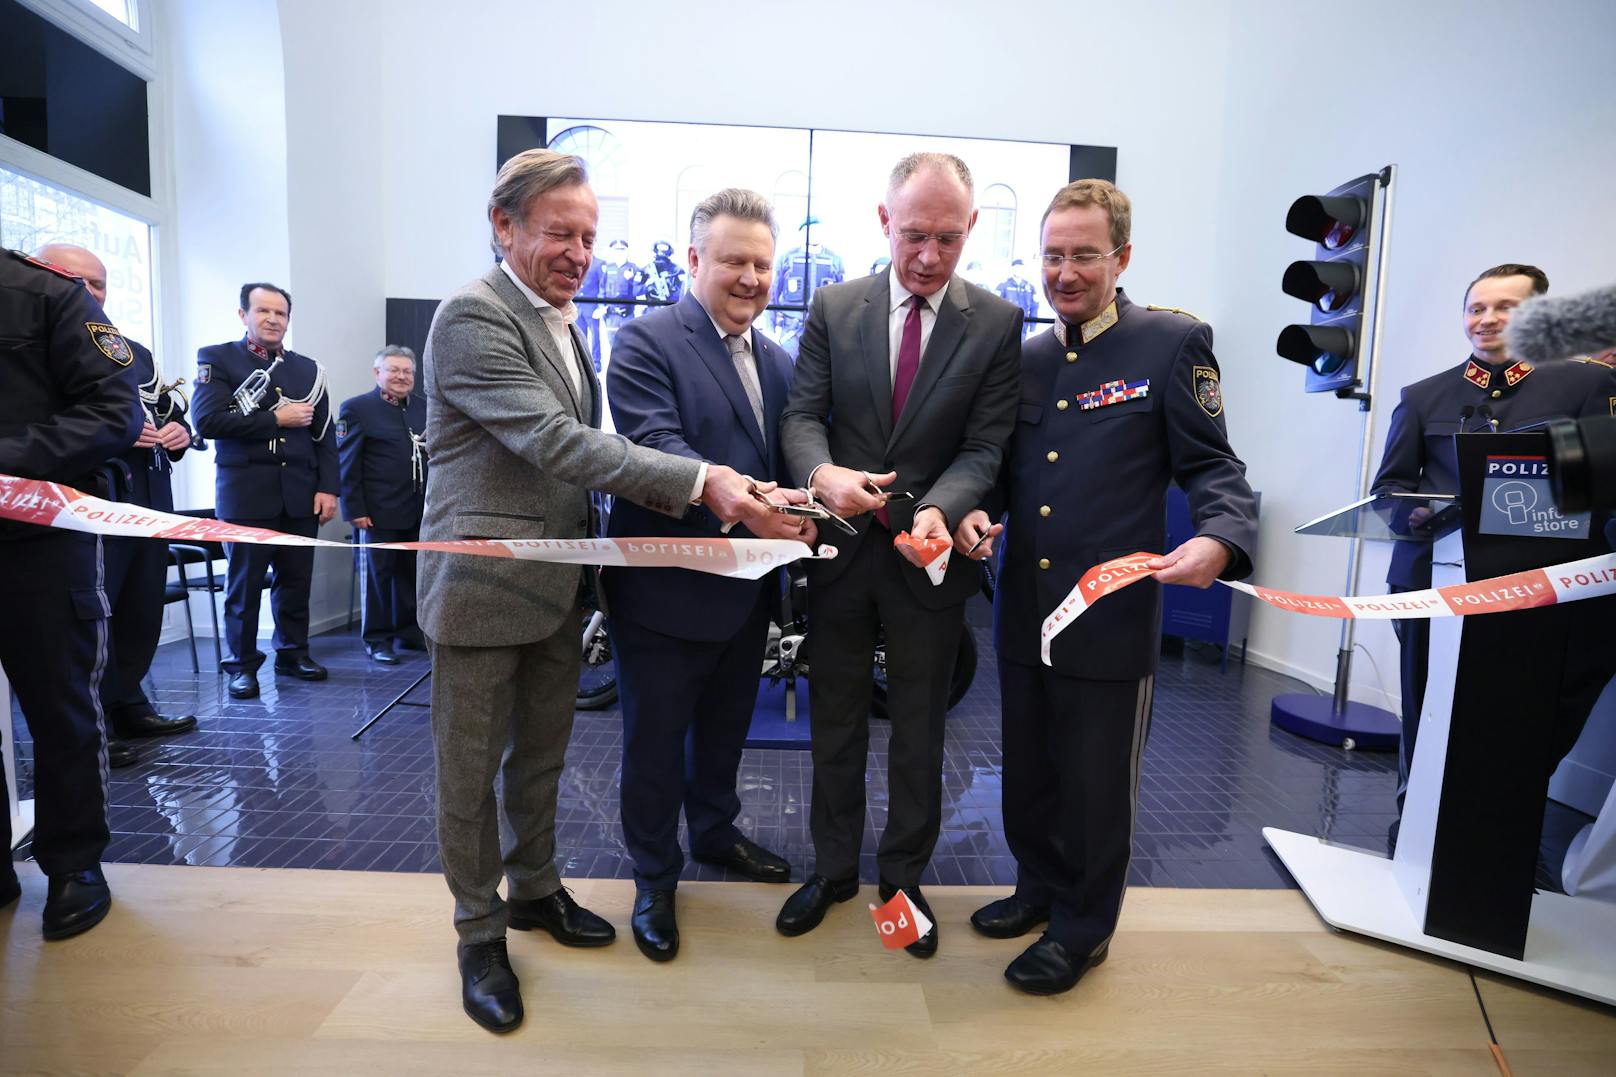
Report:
1506,283,1616,363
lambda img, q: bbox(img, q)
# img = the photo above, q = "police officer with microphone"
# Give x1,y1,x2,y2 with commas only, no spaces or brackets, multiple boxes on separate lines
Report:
338,345,429,663
1,248,144,938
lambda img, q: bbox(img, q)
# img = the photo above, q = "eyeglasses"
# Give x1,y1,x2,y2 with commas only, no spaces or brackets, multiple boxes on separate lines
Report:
1040,243,1125,269
894,231,967,251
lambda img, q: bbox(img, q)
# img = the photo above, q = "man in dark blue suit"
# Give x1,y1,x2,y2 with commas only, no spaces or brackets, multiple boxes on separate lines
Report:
337,345,429,663
604,188,814,962
956,180,1257,995
192,283,338,700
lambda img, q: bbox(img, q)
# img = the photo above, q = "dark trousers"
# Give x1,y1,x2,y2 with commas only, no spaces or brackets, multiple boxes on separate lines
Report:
1392,585,1430,815
98,534,168,721
1001,657,1154,956
221,512,317,673
805,528,964,887
0,533,111,874
358,526,420,650
614,592,770,890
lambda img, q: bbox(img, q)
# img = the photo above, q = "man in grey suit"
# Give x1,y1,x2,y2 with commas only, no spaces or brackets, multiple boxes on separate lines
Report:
775,153,1023,956
419,148,773,1034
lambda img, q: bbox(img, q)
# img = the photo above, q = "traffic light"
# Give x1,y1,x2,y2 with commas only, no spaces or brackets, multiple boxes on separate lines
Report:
1278,173,1387,396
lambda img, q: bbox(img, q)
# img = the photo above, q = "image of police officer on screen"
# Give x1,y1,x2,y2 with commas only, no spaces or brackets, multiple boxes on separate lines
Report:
995,258,1043,338
337,345,429,664
35,243,199,768
1,247,145,940
191,283,338,700
769,216,844,355
592,237,641,369
637,239,685,305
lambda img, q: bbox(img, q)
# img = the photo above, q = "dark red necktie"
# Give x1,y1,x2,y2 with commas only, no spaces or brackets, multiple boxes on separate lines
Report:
879,295,925,530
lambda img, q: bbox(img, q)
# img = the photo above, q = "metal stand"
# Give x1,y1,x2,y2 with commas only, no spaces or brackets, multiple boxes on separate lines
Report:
350,666,431,741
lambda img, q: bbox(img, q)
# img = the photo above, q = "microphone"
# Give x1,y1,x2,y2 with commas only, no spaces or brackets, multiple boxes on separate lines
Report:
1505,282,1616,362
1459,404,1475,430
1478,404,1498,431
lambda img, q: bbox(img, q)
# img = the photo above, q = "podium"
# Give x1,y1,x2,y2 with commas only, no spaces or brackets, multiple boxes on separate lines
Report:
1266,432,1616,1004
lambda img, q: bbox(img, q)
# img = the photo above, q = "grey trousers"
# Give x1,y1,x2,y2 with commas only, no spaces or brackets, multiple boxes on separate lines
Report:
429,615,580,944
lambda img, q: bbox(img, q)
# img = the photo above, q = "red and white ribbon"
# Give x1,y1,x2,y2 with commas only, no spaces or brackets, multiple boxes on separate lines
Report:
0,475,834,581
1041,549,1616,665
893,530,952,585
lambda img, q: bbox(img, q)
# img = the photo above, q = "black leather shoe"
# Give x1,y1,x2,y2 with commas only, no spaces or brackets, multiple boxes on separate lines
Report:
508,887,615,947
107,739,139,769
631,889,679,962
112,711,198,739
42,867,112,941
776,873,859,937
458,938,523,1033
227,672,259,699
273,655,328,680
1004,936,1108,996
878,881,938,958
970,894,1051,939
694,836,790,883
367,647,401,665
1,870,19,910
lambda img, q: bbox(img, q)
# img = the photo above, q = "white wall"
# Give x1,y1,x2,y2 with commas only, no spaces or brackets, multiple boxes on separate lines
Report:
159,0,1616,679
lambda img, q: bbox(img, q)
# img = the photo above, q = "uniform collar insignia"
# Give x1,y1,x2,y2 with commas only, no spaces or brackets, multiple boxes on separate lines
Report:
243,336,283,362
1054,300,1120,347
1462,360,1491,389
1503,360,1533,386
380,389,404,406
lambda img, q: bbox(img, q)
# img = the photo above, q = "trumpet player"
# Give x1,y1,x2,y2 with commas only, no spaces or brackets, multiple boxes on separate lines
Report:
193,283,338,700
36,244,200,764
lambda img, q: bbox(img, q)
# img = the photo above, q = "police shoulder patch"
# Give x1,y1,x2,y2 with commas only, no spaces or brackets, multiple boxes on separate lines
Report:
1193,364,1223,417
197,363,212,384
86,322,132,366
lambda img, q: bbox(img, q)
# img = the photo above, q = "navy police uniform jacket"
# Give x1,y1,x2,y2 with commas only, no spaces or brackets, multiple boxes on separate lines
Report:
191,337,337,520
0,250,143,536
108,339,193,512
602,294,794,643
994,290,1258,679
1372,354,1616,588
336,388,428,529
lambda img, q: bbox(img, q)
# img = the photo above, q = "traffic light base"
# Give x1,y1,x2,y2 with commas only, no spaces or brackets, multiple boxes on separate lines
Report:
1270,692,1400,751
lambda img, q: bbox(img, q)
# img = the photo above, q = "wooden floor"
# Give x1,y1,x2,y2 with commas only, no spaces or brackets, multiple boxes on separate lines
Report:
2,865,1614,1075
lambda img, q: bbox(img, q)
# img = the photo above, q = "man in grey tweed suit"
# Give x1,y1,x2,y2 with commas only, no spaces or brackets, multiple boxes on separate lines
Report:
420,149,773,1034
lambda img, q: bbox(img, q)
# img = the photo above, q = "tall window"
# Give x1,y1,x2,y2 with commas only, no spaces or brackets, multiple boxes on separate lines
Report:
85,0,136,28
0,164,156,347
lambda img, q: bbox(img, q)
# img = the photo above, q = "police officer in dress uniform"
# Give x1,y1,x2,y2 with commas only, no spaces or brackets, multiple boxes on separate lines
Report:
637,240,686,305
191,283,338,700
0,249,144,938
35,245,200,769
594,238,641,367
996,259,1042,338
337,345,428,664
955,180,1258,995
1372,263,1616,843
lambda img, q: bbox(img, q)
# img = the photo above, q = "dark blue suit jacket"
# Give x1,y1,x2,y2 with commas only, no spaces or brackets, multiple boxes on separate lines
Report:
192,338,337,520
336,387,428,530
602,294,793,642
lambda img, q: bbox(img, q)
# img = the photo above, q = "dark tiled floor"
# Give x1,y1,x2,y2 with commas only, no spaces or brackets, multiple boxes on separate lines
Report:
10,602,1404,889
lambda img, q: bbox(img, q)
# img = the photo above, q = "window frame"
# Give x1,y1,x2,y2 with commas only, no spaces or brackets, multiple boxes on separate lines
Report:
15,0,155,80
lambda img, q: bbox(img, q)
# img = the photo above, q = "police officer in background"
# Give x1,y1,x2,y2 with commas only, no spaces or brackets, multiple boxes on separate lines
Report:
1372,263,1616,844
594,238,641,367
36,244,200,768
769,217,844,353
338,345,429,664
1,248,144,938
192,283,338,700
955,180,1257,995
637,240,685,305
995,258,1042,338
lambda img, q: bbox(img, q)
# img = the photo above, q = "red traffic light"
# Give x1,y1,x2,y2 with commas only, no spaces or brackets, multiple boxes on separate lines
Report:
1282,261,1362,313
1286,195,1366,250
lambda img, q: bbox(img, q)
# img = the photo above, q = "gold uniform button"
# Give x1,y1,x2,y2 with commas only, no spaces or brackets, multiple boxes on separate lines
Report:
1491,389,1502,398
1065,352,1078,363
1039,505,1051,517
1047,451,1059,463
1039,558,1051,570
1056,399,1069,411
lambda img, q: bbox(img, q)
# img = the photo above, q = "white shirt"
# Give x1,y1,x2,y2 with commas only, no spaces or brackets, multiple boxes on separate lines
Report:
499,259,585,399
888,275,944,380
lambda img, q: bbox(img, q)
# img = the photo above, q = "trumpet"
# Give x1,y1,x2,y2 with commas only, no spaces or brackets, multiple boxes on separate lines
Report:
231,354,285,414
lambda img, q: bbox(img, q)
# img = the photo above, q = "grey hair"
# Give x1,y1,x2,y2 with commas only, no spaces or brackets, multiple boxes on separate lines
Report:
689,188,778,253
373,345,416,370
487,148,590,256
885,152,974,203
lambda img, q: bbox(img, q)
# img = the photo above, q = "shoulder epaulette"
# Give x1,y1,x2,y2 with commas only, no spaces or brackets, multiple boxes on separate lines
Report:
1571,354,1616,369
6,248,83,283
1146,304,1201,321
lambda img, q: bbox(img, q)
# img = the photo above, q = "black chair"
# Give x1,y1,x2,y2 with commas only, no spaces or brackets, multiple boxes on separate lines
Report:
168,509,227,671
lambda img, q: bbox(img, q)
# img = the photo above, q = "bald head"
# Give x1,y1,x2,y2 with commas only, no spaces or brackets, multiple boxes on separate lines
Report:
36,244,108,305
